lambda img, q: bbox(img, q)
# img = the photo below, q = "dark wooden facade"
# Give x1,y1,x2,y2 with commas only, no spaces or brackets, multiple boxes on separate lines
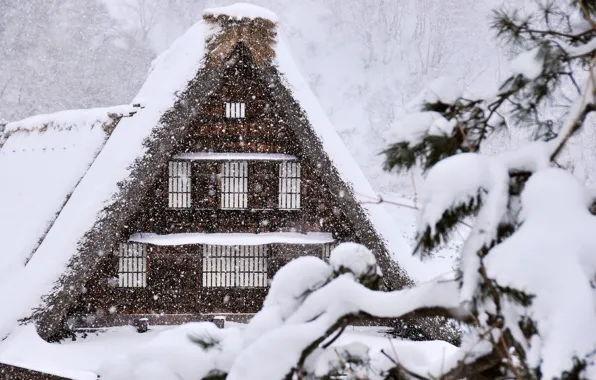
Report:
61,43,378,331
0,362,77,380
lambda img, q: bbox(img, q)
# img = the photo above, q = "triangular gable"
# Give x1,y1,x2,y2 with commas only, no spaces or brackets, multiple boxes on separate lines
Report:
0,4,417,341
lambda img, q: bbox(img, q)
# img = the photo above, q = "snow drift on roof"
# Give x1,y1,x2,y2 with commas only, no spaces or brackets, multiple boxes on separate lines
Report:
203,3,279,22
3,105,137,135
0,106,133,322
129,232,334,246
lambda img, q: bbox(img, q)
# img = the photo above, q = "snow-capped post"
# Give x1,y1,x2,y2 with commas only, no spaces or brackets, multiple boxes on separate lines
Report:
134,317,149,333
382,1,596,378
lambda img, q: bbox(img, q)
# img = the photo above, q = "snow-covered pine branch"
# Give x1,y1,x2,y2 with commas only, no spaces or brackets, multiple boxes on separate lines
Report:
382,1,596,378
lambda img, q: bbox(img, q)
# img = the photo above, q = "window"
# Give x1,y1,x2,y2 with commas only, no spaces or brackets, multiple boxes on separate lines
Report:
225,102,245,118
221,161,248,209
166,157,301,211
117,243,147,288
168,161,192,208
278,162,301,210
202,245,268,287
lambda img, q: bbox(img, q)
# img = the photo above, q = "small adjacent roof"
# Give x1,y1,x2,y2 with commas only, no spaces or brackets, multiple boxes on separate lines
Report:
0,105,137,313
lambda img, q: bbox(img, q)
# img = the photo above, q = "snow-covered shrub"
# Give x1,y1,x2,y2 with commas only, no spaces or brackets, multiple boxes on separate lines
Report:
99,243,463,380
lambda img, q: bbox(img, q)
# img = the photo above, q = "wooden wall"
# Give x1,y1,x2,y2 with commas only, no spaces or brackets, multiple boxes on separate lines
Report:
0,363,76,380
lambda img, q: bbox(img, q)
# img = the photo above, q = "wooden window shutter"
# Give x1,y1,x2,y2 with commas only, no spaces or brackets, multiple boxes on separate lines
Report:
249,161,277,210
202,245,268,288
117,243,148,288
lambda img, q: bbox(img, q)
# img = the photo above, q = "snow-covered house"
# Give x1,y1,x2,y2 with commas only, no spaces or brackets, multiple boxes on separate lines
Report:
0,4,415,342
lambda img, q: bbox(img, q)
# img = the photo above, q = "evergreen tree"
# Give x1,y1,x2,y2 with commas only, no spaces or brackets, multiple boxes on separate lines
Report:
382,0,596,378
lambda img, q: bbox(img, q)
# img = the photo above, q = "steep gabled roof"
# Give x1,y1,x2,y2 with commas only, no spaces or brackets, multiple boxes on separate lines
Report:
0,4,419,341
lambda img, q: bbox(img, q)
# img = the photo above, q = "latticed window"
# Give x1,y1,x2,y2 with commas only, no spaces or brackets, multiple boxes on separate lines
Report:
117,243,147,288
168,161,192,208
202,245,268,287
225,102,245,118
278,162,301,210
220,161,248,209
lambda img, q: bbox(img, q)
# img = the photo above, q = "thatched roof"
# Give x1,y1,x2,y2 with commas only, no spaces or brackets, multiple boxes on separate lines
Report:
0,106,138,322
203,6,277,68
0,3,420,342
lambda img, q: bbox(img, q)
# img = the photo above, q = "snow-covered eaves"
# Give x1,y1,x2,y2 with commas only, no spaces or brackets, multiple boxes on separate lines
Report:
129,232,334,246
3,105,138,135
173,152,297,161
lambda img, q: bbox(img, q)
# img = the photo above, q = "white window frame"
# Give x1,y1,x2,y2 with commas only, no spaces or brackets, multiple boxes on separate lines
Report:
202,245,268,288
278,161,301,210
168,161,192,208
225,102,245,118
220,161,248,209
117,243,147,288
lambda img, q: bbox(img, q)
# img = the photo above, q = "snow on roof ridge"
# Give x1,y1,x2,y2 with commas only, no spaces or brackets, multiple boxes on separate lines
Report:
203,3,278,22
4,104,140,136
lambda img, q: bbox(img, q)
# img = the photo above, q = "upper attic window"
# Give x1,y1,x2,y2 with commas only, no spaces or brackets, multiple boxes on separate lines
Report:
225,102,245,119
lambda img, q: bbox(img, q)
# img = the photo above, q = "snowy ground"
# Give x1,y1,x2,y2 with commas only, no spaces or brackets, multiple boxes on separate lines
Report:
0,323,456,379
